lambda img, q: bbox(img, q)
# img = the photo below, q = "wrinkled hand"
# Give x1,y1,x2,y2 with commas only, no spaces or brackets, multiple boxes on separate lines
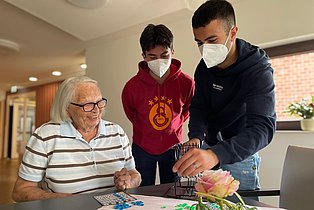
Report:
172,148,219,177
114,168,131,191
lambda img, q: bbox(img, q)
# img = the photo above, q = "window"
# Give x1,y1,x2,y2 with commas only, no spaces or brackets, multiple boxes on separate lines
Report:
264,40,314,130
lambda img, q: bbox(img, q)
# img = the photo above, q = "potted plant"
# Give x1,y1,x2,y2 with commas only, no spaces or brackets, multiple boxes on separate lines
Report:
287,96,314,131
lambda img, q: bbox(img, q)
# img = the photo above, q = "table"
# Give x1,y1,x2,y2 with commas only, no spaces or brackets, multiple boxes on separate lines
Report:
0,183,274,210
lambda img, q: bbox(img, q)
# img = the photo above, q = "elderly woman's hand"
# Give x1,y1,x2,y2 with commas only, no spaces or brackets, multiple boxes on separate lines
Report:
114,168,132,190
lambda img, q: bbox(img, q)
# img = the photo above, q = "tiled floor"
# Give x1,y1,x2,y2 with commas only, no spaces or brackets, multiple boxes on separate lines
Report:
0,158,20,204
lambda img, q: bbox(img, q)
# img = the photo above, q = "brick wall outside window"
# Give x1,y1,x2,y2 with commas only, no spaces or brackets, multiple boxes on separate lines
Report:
270,52,314,120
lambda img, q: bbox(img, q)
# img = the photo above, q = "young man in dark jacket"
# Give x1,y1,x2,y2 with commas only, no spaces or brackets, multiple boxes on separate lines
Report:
122,24,194,186
173,0,276,191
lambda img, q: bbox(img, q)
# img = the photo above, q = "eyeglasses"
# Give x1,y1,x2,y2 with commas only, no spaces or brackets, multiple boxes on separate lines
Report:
70,98,107,112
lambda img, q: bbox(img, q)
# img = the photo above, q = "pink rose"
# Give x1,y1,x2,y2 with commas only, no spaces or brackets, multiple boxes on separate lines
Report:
195,169,240,198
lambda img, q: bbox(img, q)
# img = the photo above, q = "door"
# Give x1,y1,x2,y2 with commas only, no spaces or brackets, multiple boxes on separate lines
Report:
4,92,36,159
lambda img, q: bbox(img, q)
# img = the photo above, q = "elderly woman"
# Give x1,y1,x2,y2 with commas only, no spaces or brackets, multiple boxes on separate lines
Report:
12,76,141,202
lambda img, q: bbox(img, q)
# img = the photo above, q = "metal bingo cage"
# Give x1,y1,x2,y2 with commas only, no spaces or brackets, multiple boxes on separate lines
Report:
169,143,201,198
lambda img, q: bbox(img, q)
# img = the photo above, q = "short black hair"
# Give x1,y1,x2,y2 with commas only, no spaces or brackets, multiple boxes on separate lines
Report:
139,24,173,55
192,0,236,35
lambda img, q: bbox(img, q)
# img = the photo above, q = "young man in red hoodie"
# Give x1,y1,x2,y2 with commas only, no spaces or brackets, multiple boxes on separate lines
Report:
122,24,194,186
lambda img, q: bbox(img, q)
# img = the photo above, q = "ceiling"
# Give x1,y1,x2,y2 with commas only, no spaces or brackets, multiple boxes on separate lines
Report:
0,0,205,92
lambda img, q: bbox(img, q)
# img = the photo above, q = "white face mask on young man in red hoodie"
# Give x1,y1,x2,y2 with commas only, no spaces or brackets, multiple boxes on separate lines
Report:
147,57,172,78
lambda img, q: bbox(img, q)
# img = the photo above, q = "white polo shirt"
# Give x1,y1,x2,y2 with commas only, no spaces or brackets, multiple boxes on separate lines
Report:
19,120,135,194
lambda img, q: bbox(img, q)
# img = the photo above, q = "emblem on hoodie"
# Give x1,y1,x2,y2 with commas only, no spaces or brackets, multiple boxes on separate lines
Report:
148,96,173,130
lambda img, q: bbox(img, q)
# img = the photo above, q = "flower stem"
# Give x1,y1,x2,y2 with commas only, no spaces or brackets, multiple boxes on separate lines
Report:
196,191,250,210
218,200,223,210
234,192,245,205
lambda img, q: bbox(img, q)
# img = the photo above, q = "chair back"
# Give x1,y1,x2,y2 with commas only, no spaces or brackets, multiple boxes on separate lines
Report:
280,145,314,210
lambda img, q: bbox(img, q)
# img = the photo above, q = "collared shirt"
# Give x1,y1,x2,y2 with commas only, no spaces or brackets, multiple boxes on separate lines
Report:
19,120,135,194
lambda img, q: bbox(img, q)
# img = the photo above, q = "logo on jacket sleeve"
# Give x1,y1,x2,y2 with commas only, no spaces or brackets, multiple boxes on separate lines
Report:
148,96,173,130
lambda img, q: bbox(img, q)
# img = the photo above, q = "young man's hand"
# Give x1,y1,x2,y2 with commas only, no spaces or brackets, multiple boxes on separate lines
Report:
172,148,219,177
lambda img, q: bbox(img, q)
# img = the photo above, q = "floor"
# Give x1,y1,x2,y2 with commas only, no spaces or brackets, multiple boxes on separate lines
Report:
0,158,20,204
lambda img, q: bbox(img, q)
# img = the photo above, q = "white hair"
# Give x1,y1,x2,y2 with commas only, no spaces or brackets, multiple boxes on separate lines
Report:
50,76,99,123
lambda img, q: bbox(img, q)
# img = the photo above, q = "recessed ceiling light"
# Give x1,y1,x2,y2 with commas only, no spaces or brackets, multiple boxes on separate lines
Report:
52,71,62,76
80,63,87,69
29,77,38,82
66,0,108,9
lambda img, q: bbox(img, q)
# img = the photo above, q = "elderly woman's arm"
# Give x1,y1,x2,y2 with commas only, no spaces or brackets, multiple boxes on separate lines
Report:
114,168,141,190
12,177,72,202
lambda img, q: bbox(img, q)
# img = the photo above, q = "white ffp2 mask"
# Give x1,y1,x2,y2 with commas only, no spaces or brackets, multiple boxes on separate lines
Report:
147,58,171,78
199,31,233,68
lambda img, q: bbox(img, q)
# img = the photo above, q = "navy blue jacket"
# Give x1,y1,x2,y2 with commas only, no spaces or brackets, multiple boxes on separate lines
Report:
188,38,276,165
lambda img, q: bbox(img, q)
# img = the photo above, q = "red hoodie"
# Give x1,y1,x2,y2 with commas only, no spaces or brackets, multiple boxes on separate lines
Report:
122,59,194,155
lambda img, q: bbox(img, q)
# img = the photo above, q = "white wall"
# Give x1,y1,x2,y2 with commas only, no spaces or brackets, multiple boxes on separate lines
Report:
234,0,314,47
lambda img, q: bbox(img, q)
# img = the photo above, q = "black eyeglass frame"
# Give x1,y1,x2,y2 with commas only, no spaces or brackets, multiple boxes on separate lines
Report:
70,97,108,112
